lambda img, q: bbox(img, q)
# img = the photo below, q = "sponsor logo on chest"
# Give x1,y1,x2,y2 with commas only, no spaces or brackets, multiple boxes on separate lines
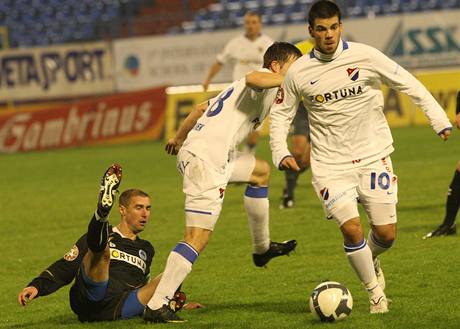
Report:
110,248,147,273
309,85,363,104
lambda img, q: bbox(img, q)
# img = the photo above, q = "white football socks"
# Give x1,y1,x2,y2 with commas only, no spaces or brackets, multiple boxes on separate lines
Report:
244,186,270,254
147,249,193,310
345,241,377,287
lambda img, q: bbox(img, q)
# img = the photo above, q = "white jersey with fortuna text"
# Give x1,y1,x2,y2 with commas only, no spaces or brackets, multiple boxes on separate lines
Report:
182,68,279,170
217,34,273,80
270,41,452,170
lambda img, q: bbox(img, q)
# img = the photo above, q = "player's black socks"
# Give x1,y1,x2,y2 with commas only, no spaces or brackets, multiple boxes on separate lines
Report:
285,167,307,198
87,215,109,253
443,169,460,227
285,169,299,198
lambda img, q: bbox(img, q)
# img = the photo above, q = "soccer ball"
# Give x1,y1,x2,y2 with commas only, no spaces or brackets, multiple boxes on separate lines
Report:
309,281,353,322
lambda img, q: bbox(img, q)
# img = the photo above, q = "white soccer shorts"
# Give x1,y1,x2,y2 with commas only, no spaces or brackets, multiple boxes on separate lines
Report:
311,156,398,226
177,149,255,230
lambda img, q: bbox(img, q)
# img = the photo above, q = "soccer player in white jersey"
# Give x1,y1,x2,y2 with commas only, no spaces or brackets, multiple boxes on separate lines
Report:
202,11,274,153
202,11,274,90
144,42,303,323
269,1,452,314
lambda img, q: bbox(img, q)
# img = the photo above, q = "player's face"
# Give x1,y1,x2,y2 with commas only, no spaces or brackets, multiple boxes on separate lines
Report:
309,16,342,54
244,15,262,38
121,196,151,234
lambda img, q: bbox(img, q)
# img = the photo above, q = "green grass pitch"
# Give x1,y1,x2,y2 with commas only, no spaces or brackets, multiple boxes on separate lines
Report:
1,126,459,329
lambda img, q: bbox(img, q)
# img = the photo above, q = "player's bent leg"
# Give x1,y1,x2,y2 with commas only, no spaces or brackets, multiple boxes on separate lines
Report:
83,164,123,284
82,247,111,283
144,227,211,323
241,158,297,266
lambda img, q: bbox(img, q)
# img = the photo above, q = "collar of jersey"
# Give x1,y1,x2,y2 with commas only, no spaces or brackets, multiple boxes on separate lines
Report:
310,40,348,62
244,33,262,41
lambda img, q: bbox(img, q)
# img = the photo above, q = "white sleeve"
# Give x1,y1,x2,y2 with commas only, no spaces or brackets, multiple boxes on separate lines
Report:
369,46,452,134
269,70,300,169
216,38,234,65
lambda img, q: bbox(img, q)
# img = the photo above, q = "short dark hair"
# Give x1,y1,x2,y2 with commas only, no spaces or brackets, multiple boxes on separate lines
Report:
263,42,302,69
119,189,149,207
308,0,341,27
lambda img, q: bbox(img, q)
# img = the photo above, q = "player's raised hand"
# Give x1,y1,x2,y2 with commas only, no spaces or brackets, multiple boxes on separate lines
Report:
18,286,38,306
438,127,452,141
165,138,181,155
279,156,300,171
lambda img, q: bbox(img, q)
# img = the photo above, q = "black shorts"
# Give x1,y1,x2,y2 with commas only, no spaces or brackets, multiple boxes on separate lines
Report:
69,271,132,322
290,102,310,138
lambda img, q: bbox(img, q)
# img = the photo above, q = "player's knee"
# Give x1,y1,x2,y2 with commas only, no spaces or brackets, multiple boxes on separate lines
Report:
184,227,212,253
374,227,396,244
340,218,364,244
252,160,270,186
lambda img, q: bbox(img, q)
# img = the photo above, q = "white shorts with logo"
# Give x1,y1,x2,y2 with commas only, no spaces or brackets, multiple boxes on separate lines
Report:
177,149,256,230
311,156,398,226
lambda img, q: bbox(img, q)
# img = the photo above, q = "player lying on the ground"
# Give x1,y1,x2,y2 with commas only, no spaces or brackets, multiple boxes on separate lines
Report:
18,164,201,322
142,42,302,323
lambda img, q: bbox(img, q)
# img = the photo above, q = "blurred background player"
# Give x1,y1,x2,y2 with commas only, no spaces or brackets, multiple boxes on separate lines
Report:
18,165,197,322
280,39,315,209
270,0,452,314
202,11,273,91
202,11,273,153
424,91,460,239
144,42,302,323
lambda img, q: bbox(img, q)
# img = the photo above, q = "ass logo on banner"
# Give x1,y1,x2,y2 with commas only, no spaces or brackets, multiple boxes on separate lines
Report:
385,21,460,68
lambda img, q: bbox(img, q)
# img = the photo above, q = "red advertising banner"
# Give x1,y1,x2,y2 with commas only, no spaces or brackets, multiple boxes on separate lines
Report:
0,87,166,153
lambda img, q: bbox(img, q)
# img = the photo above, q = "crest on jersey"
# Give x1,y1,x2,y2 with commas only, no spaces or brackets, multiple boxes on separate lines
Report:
275,87,284,104
347,68,359,81
320,187,329,201
139,249,147,261
63,244,79,261
219,188,225,199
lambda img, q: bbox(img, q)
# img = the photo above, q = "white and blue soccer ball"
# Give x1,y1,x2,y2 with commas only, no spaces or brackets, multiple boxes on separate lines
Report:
309,281,353,322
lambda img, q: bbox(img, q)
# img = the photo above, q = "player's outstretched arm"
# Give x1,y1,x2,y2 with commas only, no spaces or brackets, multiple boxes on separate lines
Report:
165,102,208,155
18,286,38,306
202,62,223,91
246,71,283,89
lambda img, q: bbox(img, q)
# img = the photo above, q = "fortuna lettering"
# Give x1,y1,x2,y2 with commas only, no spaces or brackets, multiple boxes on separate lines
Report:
110,248,147,273
310,85,363,103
